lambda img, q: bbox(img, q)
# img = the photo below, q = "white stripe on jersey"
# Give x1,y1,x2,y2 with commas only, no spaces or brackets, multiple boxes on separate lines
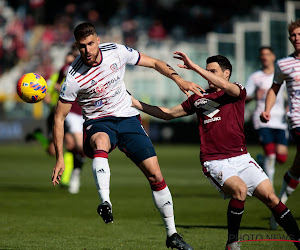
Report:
245,70,287,130
59,43,140,121
274,54,300,129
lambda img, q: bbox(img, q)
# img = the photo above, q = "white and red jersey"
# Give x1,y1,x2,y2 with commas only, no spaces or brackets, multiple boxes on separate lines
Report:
59,43,140,121
245,70,287,130
274,54,300,129
181,83,247,163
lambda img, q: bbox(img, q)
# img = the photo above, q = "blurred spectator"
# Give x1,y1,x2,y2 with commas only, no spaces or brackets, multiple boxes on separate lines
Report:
121,16,138,47
148,19,167,41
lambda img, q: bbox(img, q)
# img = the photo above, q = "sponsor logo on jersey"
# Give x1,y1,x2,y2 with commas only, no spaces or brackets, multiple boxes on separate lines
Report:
111,87,121,98
95,100,106,107
194,98,209,107
204,117,221,124
106,76,120,87
125,46,133,52
110,63,118,72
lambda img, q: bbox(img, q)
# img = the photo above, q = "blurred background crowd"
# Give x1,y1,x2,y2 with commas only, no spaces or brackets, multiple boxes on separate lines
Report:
0,0,285,77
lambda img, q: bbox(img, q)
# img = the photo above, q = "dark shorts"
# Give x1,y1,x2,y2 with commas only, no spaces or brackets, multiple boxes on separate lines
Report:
83,115,156,165
290,127,300,145
257,128,288,146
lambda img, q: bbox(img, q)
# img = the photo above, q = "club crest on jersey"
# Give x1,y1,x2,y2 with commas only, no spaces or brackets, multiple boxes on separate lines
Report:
95,84,105,94
110,63,118,72
294,75,300,82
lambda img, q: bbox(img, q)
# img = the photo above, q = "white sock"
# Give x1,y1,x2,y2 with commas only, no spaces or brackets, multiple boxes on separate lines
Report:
152,186,177,237
279,171,300,204
92,157,111,206
264,154,276,184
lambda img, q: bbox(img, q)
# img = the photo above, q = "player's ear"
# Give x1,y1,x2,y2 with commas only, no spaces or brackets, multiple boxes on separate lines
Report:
224,69,230,80
97,36,100,45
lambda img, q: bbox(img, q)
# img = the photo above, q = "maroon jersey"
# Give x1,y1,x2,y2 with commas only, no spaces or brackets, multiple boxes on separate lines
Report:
181,83,247,163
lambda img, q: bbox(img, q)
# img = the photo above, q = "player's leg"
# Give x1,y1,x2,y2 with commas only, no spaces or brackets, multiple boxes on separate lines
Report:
83,120,118,224
118,116,192,249
138,156,192,249
279,128,300,204
253,179,300,248
67,113,86,194
68,131,85,194
258,128,276,184
222,176,247,246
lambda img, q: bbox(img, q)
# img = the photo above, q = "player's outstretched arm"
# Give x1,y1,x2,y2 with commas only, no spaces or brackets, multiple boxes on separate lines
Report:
174,51,241,97
52,100,72,186
260,83,281,123
137,53,205,97
131,96,188,120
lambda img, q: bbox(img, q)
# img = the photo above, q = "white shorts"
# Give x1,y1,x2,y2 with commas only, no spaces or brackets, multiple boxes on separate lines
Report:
65,112,84,134
203,153,268,199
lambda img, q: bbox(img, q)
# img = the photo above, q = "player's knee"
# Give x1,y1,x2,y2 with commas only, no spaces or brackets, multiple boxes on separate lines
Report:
232,182,247,200
276,153,288,164
264,192,279,208
92,132,111,151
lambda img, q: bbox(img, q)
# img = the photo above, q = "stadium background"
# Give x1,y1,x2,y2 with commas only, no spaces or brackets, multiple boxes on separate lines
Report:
1,1,300,250
0,0,299,144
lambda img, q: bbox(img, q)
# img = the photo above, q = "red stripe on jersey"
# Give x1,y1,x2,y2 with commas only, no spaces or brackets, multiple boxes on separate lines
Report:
279,59,298,67
80,72,105,88
77,67,102,82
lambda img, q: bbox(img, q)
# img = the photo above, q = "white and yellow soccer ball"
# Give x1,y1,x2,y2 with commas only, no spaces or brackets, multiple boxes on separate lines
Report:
17,73,47,103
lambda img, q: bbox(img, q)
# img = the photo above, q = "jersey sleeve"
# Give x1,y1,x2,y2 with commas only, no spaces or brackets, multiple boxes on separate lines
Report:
273,61,285,85
59,73,79,103
245,74,256,97
117,44,141,65
234,82,247,100
181,95,196,115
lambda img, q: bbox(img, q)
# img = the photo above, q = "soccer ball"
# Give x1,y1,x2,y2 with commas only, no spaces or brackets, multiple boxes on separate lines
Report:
17,73,47,103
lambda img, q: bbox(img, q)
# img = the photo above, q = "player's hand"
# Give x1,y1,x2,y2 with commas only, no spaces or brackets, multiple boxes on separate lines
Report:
51,161,65,186
173,51,197,71
260,111,270,123
176,79,205,97
130,96,143,110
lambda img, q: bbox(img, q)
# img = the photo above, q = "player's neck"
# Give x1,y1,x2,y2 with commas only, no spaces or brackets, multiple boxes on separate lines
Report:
262,65,274,74
293,51,300,59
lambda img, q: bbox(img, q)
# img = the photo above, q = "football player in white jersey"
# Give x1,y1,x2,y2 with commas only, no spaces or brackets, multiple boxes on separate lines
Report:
246,47,288,185
51,22,204,250
262,19,300,217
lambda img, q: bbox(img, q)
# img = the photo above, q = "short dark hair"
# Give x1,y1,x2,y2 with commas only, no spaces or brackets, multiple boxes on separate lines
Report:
74,22,97,41
206,55,232,79
259,46,274,54
288,19,300,36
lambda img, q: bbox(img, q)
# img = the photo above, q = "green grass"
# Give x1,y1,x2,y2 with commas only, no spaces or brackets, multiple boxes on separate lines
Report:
0,144,299,250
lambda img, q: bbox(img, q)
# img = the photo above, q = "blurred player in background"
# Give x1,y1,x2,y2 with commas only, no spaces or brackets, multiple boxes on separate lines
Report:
131,52,300,250
51,22,204,249
245,47,288,185
261,18,300,224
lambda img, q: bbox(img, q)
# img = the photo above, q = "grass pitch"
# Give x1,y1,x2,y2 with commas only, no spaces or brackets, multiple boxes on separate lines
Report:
0,144,299,250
